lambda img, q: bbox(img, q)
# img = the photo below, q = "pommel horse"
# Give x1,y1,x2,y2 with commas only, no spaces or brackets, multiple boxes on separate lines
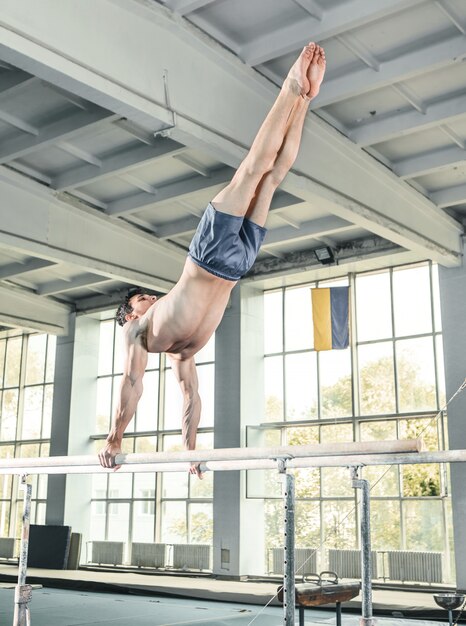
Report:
278,571,360,626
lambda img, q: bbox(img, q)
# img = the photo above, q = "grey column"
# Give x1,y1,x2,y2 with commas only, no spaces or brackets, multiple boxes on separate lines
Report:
62,316,100,554
439,246,466,590
45,313,76,525
212,284,265,577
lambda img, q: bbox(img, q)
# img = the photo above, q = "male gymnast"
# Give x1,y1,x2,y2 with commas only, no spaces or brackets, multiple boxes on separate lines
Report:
98,43,326,476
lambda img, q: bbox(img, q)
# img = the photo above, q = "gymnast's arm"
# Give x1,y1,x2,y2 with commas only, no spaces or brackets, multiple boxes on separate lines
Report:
167,354,202,473
98,329,148,469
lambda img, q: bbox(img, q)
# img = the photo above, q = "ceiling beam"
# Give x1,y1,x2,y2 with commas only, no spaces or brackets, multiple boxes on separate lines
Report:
262,215,355,248
53,138,186,191
240,0,424,66
350,91,466,146
38,274,113,296
394,146,466,179
0,69,35,96
0,284,71,335
292,0,323,20
431,184,466,209
164,0,216,15
0,106,117,164
0,167,186,292
312,34,466,109
0,0,461,268
0,258,56,280
106,165,235,216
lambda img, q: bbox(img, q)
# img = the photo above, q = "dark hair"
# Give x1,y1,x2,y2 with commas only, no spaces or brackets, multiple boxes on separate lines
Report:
116,287,146,327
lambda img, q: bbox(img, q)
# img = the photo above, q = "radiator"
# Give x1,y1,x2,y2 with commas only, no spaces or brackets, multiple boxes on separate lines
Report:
90,541,124,565
172,544,211,570
270,547,317,576
0,537,15,559
387,550,443,583
131,542,166,568
328,549,378,579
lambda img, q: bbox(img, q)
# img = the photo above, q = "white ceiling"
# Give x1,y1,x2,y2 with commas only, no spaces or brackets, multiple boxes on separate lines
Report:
0,0,464,334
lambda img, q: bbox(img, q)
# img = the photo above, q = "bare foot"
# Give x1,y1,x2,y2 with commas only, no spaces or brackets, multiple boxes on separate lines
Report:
285,43,315,97
306,45,326,100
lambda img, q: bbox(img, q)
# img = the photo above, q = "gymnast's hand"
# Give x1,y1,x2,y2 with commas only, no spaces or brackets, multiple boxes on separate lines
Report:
190,462,204,480
98,441,122,471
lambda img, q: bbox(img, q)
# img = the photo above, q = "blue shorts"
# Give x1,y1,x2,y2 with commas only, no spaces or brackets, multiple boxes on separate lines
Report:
188,203,267,281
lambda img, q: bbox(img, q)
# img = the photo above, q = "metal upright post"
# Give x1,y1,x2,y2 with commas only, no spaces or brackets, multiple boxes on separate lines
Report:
13,476,33,626
351,467,376,626
278,459,295,626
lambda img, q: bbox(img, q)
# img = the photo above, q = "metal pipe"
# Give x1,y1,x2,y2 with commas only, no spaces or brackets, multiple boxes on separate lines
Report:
352,468,376,626
282,470,296,626
1,447,466,476
13,477,32,626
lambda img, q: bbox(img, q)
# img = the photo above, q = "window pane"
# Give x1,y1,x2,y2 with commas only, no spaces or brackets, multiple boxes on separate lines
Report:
358,342,395,415
108,472,132,499
321,467,354,497
360,419,396,441
90,501,106,540
161,501,187,543
196,334,215,364
295,467,320,498
285,287,313,351
92,473,108,499
371,500,401,550
403,500,444,551
95,377,112,434
264,291,283,354
265,499,282,550
45,335,56,383
113,328,125,375
0,501,10,536
25,335,46,385
398,417,439,451
362,465,399,497
287,426,318,446
0,340,5,386
136,371,159,432
132,501,155,543
319,349,352,418
402,464,440,497
197,364,214,428
295,501,321,549
22,386,43,439
162,472,188,499
98,321,114,376
322,501,356,549
189,503,212,544
285,352,317,421
436,336,446,408
264,356,283,422
396,337,436,412
133,473,155,500
393,265,432,336
41,385,53,439
1,389,18,441
431,265,442,332
320,423,353,443
4,337,22,388
356,271,392,341
108,502,130,543
164,370,183,430
135,436,157,453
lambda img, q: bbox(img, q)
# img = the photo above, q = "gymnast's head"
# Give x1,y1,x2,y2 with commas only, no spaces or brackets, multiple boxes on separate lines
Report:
116,287,157,326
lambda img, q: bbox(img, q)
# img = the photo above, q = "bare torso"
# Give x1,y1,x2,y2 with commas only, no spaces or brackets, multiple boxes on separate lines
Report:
127,258,235,359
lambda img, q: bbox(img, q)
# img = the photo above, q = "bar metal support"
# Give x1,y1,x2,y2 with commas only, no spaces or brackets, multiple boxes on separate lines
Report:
351,467,377,626
278,458,295,626
13,476,32,626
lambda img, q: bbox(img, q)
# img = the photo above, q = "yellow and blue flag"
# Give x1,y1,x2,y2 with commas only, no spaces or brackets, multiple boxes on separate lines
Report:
311,287,350,351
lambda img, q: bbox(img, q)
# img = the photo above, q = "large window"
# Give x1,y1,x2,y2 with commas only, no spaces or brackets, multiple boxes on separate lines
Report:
0,331,56,538
91,317,214,554
259,263,453,581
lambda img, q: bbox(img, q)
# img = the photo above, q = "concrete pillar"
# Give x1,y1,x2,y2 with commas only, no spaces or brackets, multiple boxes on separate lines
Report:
63,315,100,560
212,284,265,578
45,313,76,525
438,246,466,590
